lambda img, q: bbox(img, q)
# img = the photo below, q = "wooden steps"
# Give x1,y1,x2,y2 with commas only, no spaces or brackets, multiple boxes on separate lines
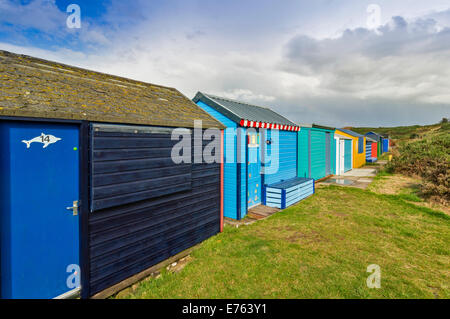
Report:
247,205,280,220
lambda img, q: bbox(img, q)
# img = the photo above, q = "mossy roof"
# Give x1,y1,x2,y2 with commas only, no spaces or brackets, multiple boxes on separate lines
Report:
0,50,224,129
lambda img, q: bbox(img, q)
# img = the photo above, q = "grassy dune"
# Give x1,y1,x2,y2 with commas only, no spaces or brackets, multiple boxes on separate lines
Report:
116,186,449,299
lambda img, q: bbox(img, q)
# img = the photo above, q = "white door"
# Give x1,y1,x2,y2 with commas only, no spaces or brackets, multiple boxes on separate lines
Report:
339,140,345,175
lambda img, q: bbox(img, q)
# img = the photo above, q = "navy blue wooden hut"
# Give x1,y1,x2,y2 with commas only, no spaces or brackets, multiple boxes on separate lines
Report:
0,51,225,299
193,92,313,219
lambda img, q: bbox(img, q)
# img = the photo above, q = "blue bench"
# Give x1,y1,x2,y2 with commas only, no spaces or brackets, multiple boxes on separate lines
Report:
366,157,377,163
263,177,315,209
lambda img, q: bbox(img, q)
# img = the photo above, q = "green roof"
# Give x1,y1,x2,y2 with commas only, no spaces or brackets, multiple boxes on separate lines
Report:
0,50,224,129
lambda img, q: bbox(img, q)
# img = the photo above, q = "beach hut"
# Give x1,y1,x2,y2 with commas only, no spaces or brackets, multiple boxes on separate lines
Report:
0,51,225,299
334,132,353,175
335,129,366,168
298,124,336,180
365,132,383,157
382,138,389,153
193,92,314,218
381,134,390,153
365,136,378,162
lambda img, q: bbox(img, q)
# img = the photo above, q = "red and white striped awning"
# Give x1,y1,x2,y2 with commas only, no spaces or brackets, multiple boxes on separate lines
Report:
239,119,300,131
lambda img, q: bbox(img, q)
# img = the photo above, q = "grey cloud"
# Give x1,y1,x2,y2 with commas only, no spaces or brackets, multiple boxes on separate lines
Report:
281,13,450,116
272,97,449,127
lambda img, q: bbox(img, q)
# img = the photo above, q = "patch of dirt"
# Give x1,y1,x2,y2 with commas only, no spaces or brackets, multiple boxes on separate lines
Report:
371,174,450,215
371,174,421,195
167,255,193,273
414,201,450,216
287,230,327,244
273,225,297,232
331,212,349,217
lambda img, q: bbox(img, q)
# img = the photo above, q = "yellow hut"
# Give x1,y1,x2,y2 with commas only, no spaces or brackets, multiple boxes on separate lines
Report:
335,129,366,168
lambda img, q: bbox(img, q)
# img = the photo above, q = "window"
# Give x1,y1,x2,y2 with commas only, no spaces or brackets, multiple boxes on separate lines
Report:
358,137,364,153
248,133,260,147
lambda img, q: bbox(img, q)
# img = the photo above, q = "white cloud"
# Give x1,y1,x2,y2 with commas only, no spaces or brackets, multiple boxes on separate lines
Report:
0,0,64,32
1,2,449,127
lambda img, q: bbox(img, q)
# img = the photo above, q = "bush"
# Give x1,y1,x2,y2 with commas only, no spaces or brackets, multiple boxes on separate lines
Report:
387,131,450,203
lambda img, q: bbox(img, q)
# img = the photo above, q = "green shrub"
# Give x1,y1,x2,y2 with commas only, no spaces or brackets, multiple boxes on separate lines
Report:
387,130,450,203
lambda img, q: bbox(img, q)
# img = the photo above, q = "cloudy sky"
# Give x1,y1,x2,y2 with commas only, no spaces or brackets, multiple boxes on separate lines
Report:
1,0,449,127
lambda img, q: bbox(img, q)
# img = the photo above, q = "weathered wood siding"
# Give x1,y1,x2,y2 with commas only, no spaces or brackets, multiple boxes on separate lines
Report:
88,124,220,296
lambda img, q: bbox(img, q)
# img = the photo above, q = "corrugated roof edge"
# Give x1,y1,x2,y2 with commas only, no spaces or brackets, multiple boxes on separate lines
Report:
365,131,382,138
313,123,336,131
175,89,226,129
334,132,353,139
193,92,242,124
193,91,298,127
338,128,364,137
297,123,335,131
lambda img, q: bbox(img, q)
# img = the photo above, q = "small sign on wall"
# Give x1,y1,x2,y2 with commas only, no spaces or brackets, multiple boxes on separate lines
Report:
22,133,62,149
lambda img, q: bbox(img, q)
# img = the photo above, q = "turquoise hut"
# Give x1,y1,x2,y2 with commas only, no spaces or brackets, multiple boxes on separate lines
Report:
297,124,336,180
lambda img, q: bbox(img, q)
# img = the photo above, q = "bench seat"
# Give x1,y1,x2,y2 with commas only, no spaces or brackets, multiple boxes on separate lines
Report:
263,177,315,209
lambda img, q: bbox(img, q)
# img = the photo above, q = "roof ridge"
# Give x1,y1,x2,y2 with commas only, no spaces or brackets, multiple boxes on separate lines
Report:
204,92,270,110
195,91,298,127
0,51,226,129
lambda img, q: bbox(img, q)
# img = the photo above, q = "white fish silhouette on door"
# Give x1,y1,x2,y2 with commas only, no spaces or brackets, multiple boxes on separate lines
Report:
22,133,62,149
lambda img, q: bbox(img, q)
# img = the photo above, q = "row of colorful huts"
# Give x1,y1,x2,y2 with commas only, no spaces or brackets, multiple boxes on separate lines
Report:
0,51,388,299
193,92,390,220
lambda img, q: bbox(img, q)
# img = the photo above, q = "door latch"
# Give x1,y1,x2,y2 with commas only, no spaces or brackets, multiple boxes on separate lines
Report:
66,200,79,216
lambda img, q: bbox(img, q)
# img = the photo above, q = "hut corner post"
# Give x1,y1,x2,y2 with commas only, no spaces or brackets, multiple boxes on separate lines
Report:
220,129,224,232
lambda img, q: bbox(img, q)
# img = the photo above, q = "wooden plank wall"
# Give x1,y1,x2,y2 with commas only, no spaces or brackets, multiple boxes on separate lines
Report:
88,126,220,296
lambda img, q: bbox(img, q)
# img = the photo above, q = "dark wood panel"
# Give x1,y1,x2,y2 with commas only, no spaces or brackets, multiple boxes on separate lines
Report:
93,174,192,200
91,182,192,211
89,187,219,237
93,157,178,174
88,125,221,297
93,148,173,161
90,199,219,251
89,183,219,227
93,136,176,149
92,165,191,187
90,207,218,270
89,223,218,295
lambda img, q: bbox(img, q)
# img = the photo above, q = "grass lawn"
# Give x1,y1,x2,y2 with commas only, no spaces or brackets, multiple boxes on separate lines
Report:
115,186,449,299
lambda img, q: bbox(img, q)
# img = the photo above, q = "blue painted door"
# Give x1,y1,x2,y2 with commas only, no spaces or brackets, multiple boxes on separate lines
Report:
0,121,80,299
247,131,261,208
344,140,352,172
383,139,389,153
